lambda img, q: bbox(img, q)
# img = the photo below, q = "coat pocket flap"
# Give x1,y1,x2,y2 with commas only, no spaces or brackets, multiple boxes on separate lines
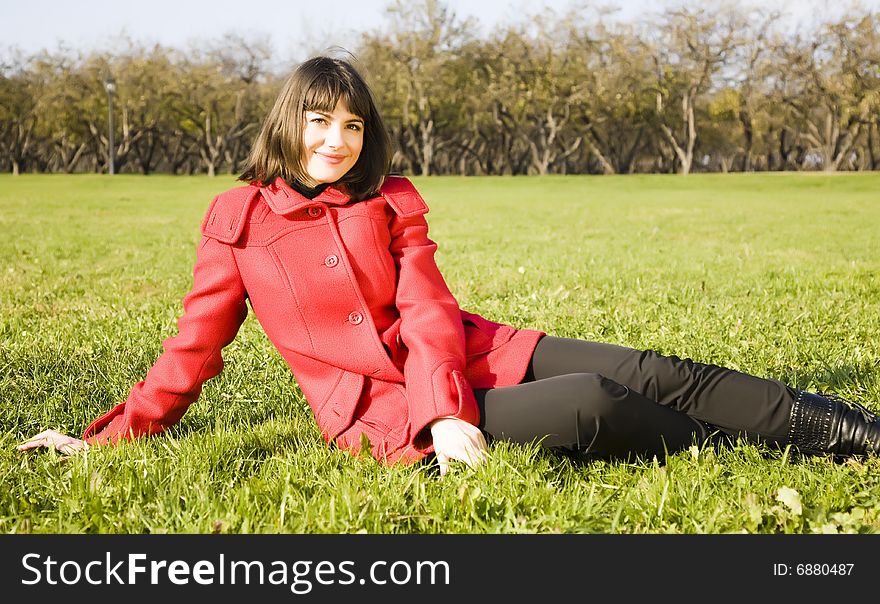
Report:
317,371,365,442
461,310,516,357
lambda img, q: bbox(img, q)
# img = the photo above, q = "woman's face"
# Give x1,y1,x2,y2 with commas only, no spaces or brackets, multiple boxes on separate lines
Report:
302,100,364,185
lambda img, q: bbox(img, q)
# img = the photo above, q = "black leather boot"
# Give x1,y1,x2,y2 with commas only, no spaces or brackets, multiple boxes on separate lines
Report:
788,391,880,458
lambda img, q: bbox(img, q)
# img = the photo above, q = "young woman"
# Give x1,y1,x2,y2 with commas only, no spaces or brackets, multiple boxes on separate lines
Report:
18,56,880,474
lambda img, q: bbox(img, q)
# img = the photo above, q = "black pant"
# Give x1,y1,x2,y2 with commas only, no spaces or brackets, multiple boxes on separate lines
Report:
475,336,798,459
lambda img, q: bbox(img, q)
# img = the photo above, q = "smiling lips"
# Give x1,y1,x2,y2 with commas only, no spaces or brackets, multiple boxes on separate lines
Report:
316,151,347,164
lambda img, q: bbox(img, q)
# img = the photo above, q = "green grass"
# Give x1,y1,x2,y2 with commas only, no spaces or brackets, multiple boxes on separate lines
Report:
1,172,879,534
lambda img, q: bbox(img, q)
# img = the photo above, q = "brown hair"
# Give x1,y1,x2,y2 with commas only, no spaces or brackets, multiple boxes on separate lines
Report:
238,56,391,201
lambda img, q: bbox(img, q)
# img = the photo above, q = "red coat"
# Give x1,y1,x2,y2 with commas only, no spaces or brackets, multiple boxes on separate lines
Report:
83,176,544,463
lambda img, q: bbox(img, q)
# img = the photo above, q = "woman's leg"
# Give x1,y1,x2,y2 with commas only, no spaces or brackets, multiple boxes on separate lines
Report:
475,373,714,460
520,336,880,457
523,336,795,446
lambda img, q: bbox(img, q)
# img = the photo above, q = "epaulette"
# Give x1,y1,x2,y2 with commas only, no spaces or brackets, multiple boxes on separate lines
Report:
379,176,429,217
200,185,260,244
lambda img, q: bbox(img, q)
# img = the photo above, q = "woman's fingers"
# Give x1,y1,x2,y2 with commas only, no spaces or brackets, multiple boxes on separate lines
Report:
459,425,488,468
17,432,54,451
471,430,489,464
57,442,82,456
463,444,488,469
436,452,450,476
17,429,54,450
17,430,86,455
430,418,489,475
457,437,484,467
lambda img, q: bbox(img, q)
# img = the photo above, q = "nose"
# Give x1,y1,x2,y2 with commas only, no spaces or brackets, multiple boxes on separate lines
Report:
325,123,345,149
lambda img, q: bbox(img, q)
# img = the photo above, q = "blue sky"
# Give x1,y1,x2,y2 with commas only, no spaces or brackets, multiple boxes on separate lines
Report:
1,0,873,60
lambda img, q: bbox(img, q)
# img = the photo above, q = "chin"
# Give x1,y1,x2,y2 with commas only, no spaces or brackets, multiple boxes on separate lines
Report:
309,169,347,185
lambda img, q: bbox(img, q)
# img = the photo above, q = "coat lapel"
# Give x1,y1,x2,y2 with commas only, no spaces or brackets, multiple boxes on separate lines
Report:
260,177,352,215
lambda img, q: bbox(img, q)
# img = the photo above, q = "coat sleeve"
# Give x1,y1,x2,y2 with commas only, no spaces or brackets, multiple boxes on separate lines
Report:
82,233,248,445
388,204,479,451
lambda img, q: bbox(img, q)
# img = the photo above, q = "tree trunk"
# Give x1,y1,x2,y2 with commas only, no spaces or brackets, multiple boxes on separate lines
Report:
739,108,754,172
868,122,879,170
584,128,616,175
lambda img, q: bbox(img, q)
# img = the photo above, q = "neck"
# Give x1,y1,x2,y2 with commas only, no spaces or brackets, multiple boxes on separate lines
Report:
289,179,330,200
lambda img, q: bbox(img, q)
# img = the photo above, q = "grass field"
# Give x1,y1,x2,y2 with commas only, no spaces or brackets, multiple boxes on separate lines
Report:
1,173,879,534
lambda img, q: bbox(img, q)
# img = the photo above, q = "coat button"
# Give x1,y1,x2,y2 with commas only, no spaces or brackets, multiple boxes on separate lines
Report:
348,311,363,325
308,206,323,218
324,255,339,267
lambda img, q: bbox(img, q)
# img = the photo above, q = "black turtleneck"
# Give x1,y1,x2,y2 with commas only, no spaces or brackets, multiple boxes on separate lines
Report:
289,180,331,200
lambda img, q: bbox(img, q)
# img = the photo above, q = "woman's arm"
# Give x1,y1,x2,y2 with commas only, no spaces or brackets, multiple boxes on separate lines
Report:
81,234,248,445
387,183,486,470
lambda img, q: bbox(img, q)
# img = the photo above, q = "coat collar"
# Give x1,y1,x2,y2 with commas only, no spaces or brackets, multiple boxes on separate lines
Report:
260,177,352,215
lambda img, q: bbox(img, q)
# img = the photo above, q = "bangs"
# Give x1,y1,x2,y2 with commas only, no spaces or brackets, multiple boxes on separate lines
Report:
302,72,372,121
239,55,391,200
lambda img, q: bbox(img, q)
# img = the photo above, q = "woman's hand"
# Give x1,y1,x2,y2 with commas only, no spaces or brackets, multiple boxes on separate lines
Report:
429,417,488,476
17,430,87,456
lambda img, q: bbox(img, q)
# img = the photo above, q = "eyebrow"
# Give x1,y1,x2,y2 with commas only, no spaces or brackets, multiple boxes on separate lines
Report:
307,110,363,124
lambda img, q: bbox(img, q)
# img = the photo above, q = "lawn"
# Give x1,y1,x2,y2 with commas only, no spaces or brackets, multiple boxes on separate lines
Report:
1,172,878,534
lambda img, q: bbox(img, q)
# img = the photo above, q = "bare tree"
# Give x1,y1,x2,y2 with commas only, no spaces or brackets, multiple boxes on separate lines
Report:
0,53,37,174
642,7,741,174
361,0,475,176
1,2,877,176
773,11,878,172
172,38,268,176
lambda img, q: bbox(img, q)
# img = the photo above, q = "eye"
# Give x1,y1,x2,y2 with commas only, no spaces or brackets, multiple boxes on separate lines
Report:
309,116,327,125
346,123,363,132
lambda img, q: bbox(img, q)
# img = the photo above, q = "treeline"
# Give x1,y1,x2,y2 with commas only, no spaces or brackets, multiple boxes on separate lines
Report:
1,0,879,176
